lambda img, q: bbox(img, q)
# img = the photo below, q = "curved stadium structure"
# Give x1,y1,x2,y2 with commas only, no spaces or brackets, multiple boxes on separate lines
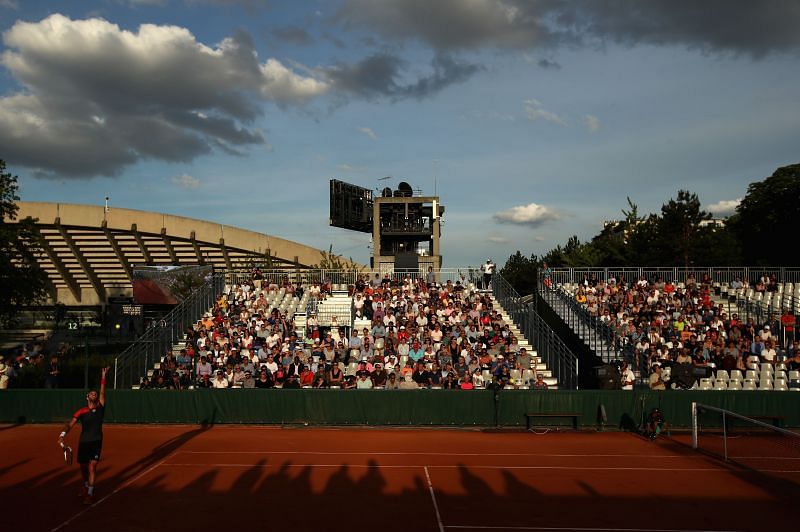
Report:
10,201,331,306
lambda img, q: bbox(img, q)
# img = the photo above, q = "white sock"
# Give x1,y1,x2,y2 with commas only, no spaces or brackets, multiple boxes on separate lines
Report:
87,486,94,496
84,481,89,488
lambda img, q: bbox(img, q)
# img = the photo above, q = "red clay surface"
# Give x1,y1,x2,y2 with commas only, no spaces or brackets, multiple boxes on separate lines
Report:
1,424,798,532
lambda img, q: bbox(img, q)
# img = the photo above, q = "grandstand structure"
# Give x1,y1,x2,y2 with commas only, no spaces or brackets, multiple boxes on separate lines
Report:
540,267,800,390
8,202,338,307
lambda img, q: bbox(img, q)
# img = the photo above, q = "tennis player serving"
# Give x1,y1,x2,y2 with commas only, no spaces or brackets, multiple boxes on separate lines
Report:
58,367,109,505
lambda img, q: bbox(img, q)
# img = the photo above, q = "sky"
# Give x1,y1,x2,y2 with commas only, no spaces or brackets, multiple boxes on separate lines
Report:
1,0,799,267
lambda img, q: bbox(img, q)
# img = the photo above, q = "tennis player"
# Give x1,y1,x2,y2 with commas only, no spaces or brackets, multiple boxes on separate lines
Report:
58,367,109,505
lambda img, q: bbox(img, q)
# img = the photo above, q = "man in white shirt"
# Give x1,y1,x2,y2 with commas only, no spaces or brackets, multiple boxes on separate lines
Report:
481,259,495,290
620,362,635,390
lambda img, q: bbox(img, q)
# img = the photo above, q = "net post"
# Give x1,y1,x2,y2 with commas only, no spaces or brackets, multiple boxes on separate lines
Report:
691,402,698,449
722,411,728,461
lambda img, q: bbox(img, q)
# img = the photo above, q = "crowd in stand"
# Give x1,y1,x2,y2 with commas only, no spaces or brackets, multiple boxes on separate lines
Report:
566,273,799,389
140,271,546,390
0,341,70,389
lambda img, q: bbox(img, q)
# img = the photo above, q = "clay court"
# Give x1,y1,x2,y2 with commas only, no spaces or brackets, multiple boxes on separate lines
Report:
2,424,798,532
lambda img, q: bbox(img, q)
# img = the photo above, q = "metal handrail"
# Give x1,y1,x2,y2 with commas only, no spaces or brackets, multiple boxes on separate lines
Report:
113,273,225,389
492,274,579,389
538,285,623,363
547,267,800,286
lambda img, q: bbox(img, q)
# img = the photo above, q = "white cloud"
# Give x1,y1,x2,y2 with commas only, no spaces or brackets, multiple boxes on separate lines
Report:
488,236,509,244
523,99,567,127
585,114,600,132
0,0,19,9
0,14,328,178
707,198,741,217
533,235,545,242
171,173,201,189
357,126,378,140
493,203,562,227
337,163,354,172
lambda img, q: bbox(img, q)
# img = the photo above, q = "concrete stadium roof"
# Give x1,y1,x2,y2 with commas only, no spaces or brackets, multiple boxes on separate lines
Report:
10,202,333,306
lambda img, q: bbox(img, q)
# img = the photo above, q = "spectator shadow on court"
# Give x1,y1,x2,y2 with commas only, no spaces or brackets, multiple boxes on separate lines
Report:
7,436,800,531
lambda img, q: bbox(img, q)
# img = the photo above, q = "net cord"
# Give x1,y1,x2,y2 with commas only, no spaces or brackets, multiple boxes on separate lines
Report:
691,401,800,458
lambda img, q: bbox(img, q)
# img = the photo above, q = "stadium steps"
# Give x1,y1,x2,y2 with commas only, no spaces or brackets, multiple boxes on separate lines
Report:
539,286,618,363
488,295,559,389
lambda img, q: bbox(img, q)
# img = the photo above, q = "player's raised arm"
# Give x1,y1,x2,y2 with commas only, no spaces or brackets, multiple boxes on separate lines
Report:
99,367,109,406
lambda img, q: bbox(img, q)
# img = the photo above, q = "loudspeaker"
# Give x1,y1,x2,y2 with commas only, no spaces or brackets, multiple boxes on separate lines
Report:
596,364,621,390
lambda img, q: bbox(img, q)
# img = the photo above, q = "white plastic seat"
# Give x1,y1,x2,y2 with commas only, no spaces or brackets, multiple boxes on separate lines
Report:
774,379,789,391
481,369,492,383
745,370,759,382
761,363,774,374
727,380,742,391
374,338,385,350
759,379,773,391
774,370,787,381
713,379,727,390
729,370,743,382
699,378,713,391
522,369,535,384
789,370,800,381
510,369,522,383
742,379,757,390
715,370,729,382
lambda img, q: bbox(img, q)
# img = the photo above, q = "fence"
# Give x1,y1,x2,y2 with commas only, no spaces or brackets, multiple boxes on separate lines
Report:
224,267,483,289
4,389,800,428
113,273,225,389
547,267,800,286
492,273,579,389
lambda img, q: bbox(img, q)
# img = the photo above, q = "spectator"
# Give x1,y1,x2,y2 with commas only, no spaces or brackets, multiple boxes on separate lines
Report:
386,372,400,389
254,369,273,389
399,373,418,389
212,370,229,389
0,355,9,389
649,365,666,391
620,362,635,390
356,371,373,389
532,373,548,390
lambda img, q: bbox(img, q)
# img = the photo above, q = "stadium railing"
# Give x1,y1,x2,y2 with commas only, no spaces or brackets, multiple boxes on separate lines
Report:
546,267,800,286
537,283,624,364
113,272,225,389
492,273,579,389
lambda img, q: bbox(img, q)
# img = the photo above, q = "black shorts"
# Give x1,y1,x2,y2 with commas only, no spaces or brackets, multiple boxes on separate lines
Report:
77,440,103,463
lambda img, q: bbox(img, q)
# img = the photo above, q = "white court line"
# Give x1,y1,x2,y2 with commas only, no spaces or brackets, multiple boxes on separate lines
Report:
50,450,180,532
157,463,800,473
179,451,688,458
425,466,445,532
444,526,740,532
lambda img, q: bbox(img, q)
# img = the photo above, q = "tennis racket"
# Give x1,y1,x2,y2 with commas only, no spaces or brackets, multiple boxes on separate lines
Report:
60,442,73,465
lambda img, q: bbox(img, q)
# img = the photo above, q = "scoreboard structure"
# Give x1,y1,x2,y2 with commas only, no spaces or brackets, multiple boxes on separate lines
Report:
330,179,444,272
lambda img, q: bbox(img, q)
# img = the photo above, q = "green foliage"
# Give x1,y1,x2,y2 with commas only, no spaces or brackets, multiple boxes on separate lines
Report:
499,251,539,295
0,160,50,327
503,163,800,273
729,163,800,265
311,244,359,272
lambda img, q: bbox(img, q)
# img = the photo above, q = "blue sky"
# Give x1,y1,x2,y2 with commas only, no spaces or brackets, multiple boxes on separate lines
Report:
2,1,799,266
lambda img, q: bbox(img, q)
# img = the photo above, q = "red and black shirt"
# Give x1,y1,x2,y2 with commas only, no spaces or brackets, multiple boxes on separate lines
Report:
73,404,105,443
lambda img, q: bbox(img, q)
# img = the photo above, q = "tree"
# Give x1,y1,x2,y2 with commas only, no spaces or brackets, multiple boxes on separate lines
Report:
729,163,800,265
655,190,711,268
500,251,539,295
0,160,50,326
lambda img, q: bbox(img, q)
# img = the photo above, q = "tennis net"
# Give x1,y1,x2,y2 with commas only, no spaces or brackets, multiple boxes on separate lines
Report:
691,402,800,477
